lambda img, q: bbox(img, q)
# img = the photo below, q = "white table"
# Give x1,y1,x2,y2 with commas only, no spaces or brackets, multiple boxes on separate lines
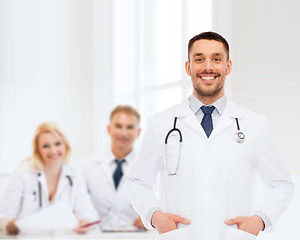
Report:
0,229,159,240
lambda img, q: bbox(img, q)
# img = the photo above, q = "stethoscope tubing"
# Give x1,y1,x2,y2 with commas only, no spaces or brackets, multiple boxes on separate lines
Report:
36,174,73,208
164,117,183,144
38,181,42,208
165,117,245,175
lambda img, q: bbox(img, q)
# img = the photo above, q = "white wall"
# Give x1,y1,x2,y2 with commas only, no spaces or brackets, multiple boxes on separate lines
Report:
0,0,112,172
213,0,299,239
0,0,76,172
91,0,114,152
213,0,300,174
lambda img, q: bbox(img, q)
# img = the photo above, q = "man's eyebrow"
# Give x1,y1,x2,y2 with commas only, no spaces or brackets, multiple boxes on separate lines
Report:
212,52,224,56
192,53,203,58
191,52,225,58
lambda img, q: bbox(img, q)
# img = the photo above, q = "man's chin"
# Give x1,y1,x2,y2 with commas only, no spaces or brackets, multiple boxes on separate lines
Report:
194,86,222,98
117,142,131,149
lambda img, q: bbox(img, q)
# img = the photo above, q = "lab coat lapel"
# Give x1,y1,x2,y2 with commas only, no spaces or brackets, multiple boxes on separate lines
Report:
117,149,136,191
101,148,120,207
174,99,205,136
105,148,118,189
95,148,116,186
55,165,73,200
209,101,243,140
175,99,244,140
37,171,48,205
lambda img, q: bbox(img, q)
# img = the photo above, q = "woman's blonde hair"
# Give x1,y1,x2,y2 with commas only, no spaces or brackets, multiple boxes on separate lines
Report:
32,122,71,171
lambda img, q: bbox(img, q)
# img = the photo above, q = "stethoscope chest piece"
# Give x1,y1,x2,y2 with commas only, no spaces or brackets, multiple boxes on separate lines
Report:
234,118,245,143
234,131,245,143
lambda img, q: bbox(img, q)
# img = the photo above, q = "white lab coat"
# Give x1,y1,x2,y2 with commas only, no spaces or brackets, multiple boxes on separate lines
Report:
125,98,294,240
0,160,98,232
81,148,139,231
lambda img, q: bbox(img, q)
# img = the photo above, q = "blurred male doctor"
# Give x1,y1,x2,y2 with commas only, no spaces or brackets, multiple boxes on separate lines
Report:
82,105,145,231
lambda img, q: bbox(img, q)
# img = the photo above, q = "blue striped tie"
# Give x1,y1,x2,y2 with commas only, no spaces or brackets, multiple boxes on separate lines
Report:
113,159,125,189
201,106,215,137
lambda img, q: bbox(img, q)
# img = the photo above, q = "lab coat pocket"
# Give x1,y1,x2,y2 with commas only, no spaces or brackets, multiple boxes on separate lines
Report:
224,226,257,240
221,145,252,183
159,227,189,240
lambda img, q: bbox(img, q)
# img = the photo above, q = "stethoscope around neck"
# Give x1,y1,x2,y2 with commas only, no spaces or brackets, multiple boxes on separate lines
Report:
164,116,245,176
164,117,183,176
34,173,73,208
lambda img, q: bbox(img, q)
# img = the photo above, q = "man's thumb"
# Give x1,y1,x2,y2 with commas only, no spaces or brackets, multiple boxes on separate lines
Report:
178,217,191,225
224,218,239,226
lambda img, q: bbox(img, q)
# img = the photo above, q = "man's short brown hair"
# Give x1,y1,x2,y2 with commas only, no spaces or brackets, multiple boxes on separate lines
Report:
110,105,140,123
188,31,230,60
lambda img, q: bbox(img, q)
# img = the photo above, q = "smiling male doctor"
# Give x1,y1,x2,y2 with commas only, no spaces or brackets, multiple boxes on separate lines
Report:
125,32,294,240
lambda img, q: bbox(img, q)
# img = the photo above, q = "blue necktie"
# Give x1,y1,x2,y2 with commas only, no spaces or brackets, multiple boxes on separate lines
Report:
201,106,215,137
113,159,125,189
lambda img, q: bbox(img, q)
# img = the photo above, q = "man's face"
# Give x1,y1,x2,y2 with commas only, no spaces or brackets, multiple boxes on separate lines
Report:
107,112,141,152
185,39,232,102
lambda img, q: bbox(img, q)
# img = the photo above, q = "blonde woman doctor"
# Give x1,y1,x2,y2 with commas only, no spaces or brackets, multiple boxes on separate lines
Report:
0,122,98,234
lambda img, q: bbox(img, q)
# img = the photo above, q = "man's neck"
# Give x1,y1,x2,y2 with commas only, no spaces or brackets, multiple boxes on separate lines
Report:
194,91,224,105
112,146,133,160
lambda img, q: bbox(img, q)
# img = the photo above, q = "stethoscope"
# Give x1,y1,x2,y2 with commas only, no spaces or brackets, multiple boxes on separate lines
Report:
34,173,73,208
165,117,245,176
164,117,182,176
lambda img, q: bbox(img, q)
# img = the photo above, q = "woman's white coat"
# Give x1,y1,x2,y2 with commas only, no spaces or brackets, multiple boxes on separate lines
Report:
0,161,98,231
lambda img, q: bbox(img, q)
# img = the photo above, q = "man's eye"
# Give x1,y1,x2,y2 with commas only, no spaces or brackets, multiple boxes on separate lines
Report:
195,58,203,62
214,58,221,62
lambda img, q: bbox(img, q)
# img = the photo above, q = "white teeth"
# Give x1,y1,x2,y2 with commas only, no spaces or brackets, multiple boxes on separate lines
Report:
201,76,215,80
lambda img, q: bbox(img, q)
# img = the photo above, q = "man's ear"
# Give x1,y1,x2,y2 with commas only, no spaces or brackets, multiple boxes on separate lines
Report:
185,60,191,76
226,59,232,76
107,125,111,136
137,128,141,138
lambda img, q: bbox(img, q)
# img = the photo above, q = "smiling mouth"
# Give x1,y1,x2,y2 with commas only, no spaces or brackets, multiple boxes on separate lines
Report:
119,138,129,143
200,76,216,80
48,155,61,160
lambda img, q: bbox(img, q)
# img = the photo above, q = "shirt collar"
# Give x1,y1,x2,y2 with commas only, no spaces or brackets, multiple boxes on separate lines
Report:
109,147,136,165
189,94,227,115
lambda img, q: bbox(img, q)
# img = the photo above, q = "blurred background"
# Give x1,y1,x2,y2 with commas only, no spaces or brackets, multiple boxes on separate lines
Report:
0,0,299,239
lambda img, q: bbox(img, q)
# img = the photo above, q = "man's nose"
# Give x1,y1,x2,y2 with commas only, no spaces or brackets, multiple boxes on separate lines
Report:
120,127,128,135
203,60,213,72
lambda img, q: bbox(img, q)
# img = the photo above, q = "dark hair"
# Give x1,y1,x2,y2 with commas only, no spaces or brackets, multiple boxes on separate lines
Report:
188,31,230,60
